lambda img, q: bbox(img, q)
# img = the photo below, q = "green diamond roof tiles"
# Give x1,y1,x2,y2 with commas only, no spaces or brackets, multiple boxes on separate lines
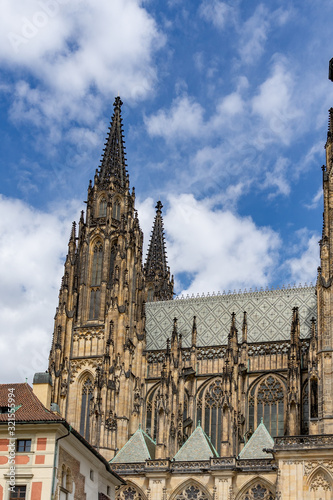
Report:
173,424,219,461
145,285,316,349
111,426,155,463
238,420,274,460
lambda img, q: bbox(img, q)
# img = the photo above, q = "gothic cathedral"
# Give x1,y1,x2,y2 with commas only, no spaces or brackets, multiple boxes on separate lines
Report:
48,88,333,499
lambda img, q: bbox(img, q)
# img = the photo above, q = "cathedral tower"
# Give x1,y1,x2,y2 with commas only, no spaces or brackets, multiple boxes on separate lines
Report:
316,105,333,434
49,97,148,459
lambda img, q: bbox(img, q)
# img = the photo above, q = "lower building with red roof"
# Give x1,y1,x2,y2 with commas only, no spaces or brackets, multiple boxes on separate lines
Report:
0,375,124,500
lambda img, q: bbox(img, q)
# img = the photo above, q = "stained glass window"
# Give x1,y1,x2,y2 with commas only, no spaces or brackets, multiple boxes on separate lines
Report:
91,243,103,286
113,200,121,220
248,375,285,436
116,485,144,499
197,379,223,453
175,484,209,500
240,483,274,500
80,378,93,440
99,198,107,217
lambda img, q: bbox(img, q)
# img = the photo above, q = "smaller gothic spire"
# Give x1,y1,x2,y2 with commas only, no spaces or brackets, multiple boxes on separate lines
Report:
144,201,173,301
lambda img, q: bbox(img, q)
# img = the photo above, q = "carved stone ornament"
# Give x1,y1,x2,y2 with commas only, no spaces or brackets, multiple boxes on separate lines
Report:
116,485,144,500
105,410,117,431
174,485,209,500
310,472,332,491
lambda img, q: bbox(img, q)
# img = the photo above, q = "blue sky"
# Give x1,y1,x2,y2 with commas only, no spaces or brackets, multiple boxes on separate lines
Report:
0,0,332,382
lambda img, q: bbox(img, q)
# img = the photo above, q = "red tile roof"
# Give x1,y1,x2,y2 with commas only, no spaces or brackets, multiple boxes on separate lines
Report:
0,383,63,422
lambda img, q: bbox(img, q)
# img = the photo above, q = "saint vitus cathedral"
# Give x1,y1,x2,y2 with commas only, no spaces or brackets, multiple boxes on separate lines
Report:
48,69,333,499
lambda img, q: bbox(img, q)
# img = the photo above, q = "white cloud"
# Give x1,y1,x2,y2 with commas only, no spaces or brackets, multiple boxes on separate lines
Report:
305,186,323,210
1,0,164,129
0,195,81,383
199,0,235,30
252,58,303,144
238,4,269,65
164,193,280,294
286,233,319,284
145,95,205,141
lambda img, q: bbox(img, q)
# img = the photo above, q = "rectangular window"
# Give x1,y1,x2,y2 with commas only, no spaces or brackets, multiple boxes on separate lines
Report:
90,469,94,481
9,485,26,499
16,440,31,452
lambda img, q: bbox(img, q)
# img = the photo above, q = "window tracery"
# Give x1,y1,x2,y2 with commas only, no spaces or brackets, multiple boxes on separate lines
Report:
249,375,285,436
98,197,107,217
196,379,223,453
91,243,103,286
239,483,274,500
302,382,309,435
89,243,103,319
310,471,332,491
80,377,93,440
116,485,145,500
113,200,121,220
174,484,209,500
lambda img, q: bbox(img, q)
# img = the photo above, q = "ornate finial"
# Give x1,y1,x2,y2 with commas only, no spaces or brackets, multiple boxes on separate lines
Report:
155,200,163,214
113,96,123,109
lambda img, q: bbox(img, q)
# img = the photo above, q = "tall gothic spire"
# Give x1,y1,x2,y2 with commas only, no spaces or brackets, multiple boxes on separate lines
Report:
98,96,128,189
144,201,174,301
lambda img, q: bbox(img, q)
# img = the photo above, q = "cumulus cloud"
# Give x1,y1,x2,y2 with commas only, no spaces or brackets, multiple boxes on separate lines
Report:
164,193,280,294
1,0,164,129
145,95,205,141
0,195,81,383
286,232,319,284
252,58,303,144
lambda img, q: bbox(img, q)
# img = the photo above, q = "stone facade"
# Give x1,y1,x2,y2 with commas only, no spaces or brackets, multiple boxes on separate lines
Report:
48,89,333,498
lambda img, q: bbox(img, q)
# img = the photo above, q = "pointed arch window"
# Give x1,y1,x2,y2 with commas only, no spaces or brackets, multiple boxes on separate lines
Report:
249,375,285,437
98,197,107,217
91,243,103,286
174,484,209,500
239,482,274,500
146,389,158,441
302,382,309,435
196,379,223,454
108,245,117,288
113,200,121,220
310,378,318,419
116,484,145,500
89,289,101,320
80,378,93,440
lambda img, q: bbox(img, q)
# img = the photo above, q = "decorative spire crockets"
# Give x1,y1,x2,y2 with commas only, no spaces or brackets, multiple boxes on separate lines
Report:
98,96,128,190
144,201,173,301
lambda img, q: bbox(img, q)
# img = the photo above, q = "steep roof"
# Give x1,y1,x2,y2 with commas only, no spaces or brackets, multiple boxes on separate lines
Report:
173,424,218,461
111,426,155,463
145,285,316,349
238,420,274,460
0,383,63,422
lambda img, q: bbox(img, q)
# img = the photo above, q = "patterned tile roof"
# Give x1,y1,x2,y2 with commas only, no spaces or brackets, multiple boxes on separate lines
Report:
145,285,316,349
0,383,63,422
111,426,155,463
173,424,218,461
238,420,274,460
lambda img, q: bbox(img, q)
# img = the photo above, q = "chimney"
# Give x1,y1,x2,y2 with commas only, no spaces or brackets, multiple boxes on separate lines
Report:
33,372,52,409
